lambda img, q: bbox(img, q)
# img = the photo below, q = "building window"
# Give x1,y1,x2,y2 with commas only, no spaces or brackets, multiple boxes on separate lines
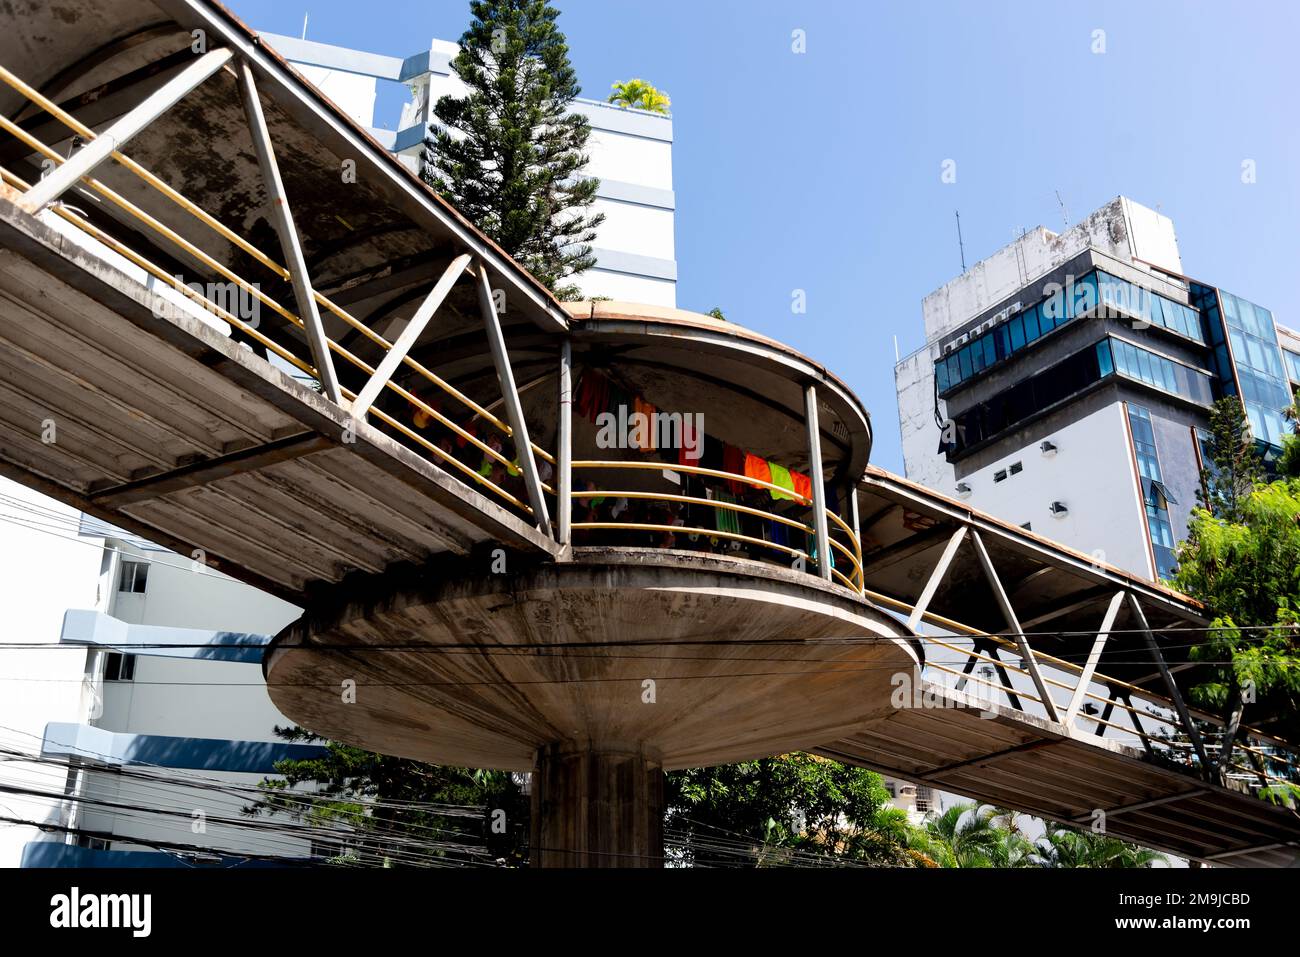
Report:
993,469,1007,483
1008,461,1023,475
103,652,136,682
1105,338,1215,405
1219,290,1292,449
118,560,148,594
1128,406,1178,581
946,337,1214,460
1097,271,1204,343
935,270,1205,398
1283,348,1300,386
915,786,932,813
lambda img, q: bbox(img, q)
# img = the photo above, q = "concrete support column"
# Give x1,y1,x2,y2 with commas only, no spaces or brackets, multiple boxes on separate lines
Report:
530,745,664,868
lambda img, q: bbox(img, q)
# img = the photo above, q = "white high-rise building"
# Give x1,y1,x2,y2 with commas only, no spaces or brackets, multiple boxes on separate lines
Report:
262,32,678,308
896,196,1299,583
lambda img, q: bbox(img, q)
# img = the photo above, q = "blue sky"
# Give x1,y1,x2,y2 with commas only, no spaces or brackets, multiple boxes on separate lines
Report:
227,0,1300,474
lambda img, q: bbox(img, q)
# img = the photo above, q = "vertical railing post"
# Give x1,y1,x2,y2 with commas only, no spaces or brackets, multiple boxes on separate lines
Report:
236,59,342,405
804,383,831,582
1063,590,1125,728
971,529,1061,723
848,479,863,590
558,340,573,547
476,261,551,536
1127,592,1210,773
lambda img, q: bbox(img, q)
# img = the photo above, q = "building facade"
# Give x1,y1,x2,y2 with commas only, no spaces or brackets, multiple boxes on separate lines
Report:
12,517,313,867
261,32,678,308
897,196,1300,582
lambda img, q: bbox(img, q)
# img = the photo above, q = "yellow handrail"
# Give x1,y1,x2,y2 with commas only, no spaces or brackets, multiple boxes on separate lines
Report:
573,460,864,592
0,61,555,469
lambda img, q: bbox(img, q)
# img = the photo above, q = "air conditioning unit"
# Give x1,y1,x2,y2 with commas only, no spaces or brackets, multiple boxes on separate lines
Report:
1049,501,1069,517
1009,301,1023,314
955,482,972,498
1040,440,1058,457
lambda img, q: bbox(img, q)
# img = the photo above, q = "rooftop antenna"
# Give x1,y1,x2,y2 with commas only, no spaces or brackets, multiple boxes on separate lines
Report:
1055,190,1069,227
301,12,309,40
955,210,966,273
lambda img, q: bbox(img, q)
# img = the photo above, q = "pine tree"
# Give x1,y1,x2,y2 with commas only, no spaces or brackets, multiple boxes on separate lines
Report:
1197,397,1264,523
423,0,604,300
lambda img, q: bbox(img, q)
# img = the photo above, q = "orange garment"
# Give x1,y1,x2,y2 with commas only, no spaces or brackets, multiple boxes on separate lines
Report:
743,453,772,490
634,397,657,450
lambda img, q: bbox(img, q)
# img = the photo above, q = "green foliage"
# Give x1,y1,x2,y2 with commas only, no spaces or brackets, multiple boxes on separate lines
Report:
914,804,1162,868
1277,401,1300,479
247,727,529,866
663,753,927,867
1197,397,1264,522
1174,479,1300,741
706,306,726,321
1032,822,1165,868
608,78,671,114
914,804,1030,867
423,0,604,299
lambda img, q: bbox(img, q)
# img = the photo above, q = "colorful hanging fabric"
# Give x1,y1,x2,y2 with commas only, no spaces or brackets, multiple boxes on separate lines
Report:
791,471,812,504
576,371,609,423
743,453,772,490
712,491,742,535
634,397,657,451
768,462,796,501
723,443,746,494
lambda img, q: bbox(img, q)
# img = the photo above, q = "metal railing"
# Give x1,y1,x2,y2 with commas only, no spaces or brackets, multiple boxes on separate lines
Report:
570,460,864,593
862,581,1300,790
0,57,551,518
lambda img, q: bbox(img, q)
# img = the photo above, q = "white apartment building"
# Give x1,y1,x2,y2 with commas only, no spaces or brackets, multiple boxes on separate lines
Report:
896,196,1300,583
261,32,678,307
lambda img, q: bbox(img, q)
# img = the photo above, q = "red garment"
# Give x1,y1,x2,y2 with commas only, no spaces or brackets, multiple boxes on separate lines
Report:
722,443,745,494
743,453,772,491
575,372,597,420
576,371,611,423
791,471,812,504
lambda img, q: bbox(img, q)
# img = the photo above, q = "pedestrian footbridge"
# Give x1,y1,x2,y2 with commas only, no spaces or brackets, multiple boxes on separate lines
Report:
0,0,1295,866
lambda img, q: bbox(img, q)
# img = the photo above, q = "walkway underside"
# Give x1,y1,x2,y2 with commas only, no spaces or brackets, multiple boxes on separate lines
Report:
816,684,1300,868
0,193,556,602
265,550,918,771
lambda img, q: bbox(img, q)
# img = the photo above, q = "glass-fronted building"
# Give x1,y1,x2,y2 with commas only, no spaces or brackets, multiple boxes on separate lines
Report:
898,196,1298,586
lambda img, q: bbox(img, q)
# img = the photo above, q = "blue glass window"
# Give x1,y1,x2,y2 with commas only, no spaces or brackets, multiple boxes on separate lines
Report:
935,270,1204,396
1128,405,1178,581
1023,307,1041,342
1284,349,1300,384
1096,339,1114,377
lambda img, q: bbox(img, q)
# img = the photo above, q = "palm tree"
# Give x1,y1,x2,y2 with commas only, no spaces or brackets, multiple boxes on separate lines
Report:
1032,823,1165,868
986,806,1037,867
922,803,1007,867
608,79,671,114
